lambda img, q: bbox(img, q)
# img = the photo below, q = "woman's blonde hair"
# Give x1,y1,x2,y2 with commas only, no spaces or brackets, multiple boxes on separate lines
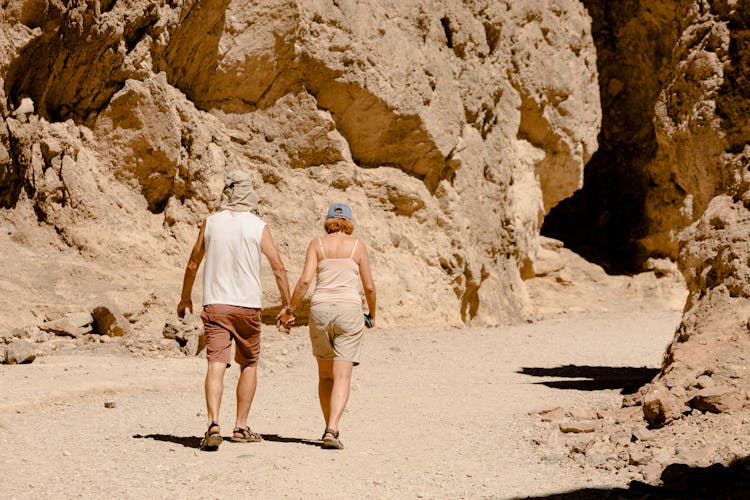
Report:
324,218,354,235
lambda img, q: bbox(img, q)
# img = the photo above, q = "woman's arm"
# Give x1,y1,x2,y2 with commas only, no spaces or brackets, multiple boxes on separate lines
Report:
357,241,376,326
286,240,319,314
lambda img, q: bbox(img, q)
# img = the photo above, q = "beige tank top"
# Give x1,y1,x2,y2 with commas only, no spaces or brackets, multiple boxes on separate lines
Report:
311,238,362,306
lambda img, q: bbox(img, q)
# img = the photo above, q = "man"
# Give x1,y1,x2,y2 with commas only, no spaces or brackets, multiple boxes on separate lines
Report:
177,170,292,451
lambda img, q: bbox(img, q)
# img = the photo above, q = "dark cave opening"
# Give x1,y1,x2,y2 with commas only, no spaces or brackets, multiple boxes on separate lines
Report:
541,0,680,275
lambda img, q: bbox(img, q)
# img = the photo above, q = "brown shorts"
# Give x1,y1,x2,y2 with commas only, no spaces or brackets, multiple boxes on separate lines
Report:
200,304,262,367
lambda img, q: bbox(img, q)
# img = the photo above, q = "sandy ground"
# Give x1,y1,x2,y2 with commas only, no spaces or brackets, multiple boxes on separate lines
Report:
0,308,681,499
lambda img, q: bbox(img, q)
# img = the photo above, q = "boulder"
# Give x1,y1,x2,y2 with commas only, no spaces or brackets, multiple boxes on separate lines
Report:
4,340,37,364
687,388,744,414
1,330,14,344
643,386,684,428
40,312,94,338
163,316,205,356
92,304,130,337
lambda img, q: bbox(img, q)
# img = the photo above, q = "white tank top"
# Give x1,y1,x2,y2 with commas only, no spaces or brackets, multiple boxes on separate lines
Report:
202,210,265,308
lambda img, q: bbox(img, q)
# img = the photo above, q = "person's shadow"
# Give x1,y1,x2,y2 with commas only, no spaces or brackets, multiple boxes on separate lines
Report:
133,433,321,449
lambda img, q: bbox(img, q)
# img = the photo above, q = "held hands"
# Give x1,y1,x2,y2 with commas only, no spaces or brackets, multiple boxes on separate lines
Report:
275,306,295,334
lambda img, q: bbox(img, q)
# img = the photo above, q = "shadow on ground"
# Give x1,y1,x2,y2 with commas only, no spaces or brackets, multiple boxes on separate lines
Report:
133,433,321,449
260,433,321,447
134,433,203,449
517,456,750,499
518,365,659,394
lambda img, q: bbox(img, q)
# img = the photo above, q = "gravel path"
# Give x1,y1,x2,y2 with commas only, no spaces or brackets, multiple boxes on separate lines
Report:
0,309,680,499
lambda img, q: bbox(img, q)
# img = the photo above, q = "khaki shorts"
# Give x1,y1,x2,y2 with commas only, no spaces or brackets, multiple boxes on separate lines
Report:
200,304,262,367
309,302,365,365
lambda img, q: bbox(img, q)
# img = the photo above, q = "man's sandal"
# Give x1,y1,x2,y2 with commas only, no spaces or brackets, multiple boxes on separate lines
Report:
199,422,222,451
231,427,262,443
322,428,344,450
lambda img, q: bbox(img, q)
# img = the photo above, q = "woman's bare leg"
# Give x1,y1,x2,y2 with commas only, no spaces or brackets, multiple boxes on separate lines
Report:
317,358,334,427
327,360,353,432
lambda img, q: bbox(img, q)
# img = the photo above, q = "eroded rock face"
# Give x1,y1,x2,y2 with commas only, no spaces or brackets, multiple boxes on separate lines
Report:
639,1,750,417
0,0,601,328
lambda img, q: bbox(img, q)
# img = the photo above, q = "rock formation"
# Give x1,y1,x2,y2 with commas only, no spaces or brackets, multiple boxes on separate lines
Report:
530,0,750,485
634,0,750,424
0,0,601,330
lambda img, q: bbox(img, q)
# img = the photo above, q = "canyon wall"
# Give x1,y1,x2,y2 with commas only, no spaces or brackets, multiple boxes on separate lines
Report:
0,0,601,330
542,0,750,420
645,0,750,419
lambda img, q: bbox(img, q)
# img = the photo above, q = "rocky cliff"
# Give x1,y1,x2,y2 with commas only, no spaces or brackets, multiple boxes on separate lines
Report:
530,0,750,482
0,0,601,330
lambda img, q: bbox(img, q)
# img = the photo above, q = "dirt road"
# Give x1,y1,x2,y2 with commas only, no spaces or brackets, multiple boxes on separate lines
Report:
0,309,680,499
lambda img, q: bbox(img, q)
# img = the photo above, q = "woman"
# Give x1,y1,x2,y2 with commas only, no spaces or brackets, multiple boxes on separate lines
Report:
280,203,376,449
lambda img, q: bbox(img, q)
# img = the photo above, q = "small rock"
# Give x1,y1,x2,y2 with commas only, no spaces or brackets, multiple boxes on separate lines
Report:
163,317,205,356
532,247,565,276
687,387,743,413
651,446,675,463
628,448,652,465
586,441,615,467
631,425,655,442
643,386,683,428
559,421,596,433
675,446,714,467
621,392,641,407
181,333,206,356
31,329,49,343
693,374,714,390
539,236,564,250
644,258,678,277
12,327,30,339
536,407,567,422
641,461,663,484
104,401,116,409
92,304,130,337
540,451,566,462
4,340,37,364
567,407,599,420
13,97,34,116
566,435,595,453
40,312,93,338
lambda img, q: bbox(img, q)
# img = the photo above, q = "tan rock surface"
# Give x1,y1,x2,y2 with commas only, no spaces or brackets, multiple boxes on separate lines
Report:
0,0,601,331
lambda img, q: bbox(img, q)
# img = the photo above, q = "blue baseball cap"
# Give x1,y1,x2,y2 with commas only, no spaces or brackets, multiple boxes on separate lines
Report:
326,203,353,220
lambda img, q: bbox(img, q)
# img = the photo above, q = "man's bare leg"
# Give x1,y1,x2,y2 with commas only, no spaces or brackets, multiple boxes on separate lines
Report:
235,364,258,429
205,361,227,427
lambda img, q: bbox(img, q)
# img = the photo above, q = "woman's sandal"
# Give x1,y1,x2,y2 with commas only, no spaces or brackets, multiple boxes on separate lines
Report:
199,422,222,451
231,426,263,443
322,428,344,450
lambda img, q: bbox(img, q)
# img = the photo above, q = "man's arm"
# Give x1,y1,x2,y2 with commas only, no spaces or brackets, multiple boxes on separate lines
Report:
177,220,207,318
260,225,292,311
